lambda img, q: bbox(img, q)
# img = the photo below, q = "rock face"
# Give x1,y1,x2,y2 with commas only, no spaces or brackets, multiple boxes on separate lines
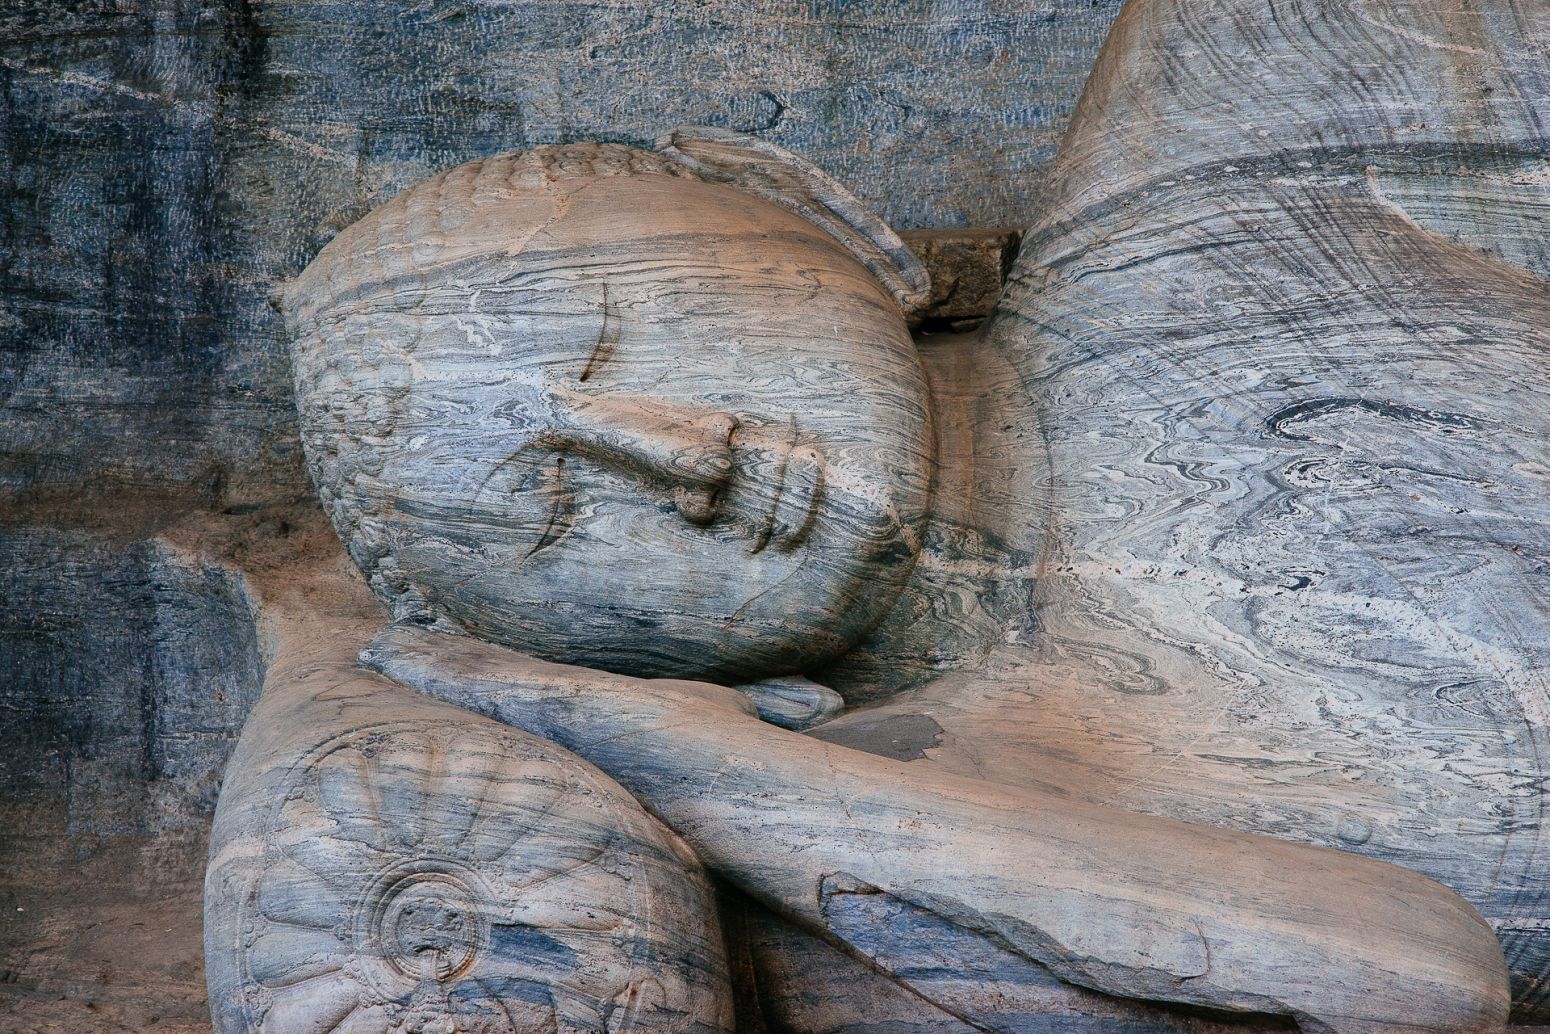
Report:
0,528,263,864
0,524,266,1033
900,228,1024,326
11,0,1550,1031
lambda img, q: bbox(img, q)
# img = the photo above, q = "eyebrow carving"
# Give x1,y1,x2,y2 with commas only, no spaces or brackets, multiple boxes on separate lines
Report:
578,284,620,382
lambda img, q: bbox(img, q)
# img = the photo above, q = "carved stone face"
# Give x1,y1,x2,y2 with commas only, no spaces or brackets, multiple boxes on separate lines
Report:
288,146,934,681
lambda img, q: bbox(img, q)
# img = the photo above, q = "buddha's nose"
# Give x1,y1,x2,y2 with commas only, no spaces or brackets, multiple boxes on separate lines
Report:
537,393,740,525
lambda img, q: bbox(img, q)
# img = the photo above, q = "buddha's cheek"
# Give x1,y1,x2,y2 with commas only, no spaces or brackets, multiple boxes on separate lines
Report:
380,495,894,680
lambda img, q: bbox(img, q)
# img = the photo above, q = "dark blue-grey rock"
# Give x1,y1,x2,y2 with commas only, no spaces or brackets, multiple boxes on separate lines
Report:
1,0,1121,513
0,526,263,857
0,522,266,1030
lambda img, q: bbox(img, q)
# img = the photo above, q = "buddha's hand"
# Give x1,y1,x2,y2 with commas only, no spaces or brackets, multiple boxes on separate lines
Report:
732,675,844,730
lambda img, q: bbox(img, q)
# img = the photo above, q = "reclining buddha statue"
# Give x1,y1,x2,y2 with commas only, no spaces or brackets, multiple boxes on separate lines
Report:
204,1,1550,1031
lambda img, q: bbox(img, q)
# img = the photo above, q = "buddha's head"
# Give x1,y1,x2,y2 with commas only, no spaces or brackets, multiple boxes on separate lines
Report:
285,136,934,681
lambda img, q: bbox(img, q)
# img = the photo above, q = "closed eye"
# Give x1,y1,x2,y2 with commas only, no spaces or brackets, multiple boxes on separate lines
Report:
578,284,620,382
527,456,574,557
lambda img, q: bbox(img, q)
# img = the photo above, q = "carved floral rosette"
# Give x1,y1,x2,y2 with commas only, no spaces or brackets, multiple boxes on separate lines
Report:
209,717,729,1034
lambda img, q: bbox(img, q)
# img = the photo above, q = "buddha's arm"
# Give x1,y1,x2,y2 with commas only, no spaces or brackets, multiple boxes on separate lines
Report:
363,623,1508,1034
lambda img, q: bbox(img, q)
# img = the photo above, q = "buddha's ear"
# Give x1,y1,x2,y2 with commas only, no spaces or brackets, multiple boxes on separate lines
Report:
656,126,931,319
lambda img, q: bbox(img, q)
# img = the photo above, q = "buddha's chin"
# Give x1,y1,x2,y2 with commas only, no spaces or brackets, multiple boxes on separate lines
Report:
429,567,898,683
391,512,917,680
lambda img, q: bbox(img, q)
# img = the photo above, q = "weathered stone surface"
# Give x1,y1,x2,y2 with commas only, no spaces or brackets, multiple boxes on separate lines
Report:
0,527,263,860
208,718,733,1034
0,0,293,512
724,894,977,1034
364,623,1510,1034
901,228,1023,325
283,141,935,683
659,126,933,317
11,0,1550,1030
0,510,279,1034
4,0,1112,1011
202,540,734,1034
811,0,1550,1023
270,28,1550,1013
0,0,1121,512
735,890,1300,1034
1,12,1118,1017
0,836,213,1034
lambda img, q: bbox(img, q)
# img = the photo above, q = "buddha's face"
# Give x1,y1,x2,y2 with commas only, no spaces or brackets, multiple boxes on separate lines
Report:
291,157,934,681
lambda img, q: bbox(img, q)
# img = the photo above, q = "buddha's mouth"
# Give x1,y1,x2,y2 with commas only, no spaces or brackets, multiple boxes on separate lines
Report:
748,440,825,555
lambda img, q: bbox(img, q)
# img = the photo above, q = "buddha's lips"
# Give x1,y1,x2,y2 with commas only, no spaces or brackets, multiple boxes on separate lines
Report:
749,440,792,555
749,439,824,556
